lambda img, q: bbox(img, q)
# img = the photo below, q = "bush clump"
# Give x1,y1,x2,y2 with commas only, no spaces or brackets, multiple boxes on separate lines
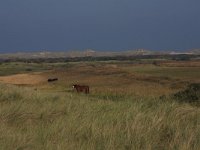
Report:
173,83,200,105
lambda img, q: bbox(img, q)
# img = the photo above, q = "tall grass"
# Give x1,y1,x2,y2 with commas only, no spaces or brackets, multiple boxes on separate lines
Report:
0,84,199,150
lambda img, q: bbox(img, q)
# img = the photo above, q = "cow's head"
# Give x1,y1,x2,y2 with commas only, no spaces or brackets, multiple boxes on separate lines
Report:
72,84,77,88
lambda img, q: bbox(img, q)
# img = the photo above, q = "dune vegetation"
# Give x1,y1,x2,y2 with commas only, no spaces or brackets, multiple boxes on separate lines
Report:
0,60,200,150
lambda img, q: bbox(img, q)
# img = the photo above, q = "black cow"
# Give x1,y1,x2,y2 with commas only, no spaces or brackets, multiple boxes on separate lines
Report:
48,78,58,82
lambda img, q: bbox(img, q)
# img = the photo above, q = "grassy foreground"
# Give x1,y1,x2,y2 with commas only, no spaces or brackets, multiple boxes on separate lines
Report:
0,84,199,150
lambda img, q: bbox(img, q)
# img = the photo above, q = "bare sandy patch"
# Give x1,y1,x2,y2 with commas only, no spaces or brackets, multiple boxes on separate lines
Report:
0,73,46,85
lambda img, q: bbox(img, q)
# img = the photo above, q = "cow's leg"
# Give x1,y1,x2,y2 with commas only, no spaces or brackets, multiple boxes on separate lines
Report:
76,88,80,93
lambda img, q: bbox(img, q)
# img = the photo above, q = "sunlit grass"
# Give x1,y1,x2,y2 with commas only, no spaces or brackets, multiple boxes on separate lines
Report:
0,61,200,149
0,84,200,149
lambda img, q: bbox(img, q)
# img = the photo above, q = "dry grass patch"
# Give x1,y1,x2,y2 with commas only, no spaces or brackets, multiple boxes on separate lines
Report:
0,73,47,85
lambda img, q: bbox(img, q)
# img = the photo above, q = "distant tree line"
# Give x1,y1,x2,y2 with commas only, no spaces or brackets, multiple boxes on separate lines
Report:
0,54,199,63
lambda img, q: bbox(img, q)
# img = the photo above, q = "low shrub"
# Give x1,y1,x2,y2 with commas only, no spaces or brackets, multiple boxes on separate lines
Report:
172,83,200,105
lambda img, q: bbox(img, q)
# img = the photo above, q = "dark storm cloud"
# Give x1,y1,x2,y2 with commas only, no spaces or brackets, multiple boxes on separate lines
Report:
0,0,200,52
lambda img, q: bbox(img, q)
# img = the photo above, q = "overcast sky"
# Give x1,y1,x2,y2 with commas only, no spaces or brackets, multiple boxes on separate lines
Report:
0,0,200,53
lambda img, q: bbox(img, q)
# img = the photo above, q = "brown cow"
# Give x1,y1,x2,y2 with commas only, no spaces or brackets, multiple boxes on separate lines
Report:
72,84,89,94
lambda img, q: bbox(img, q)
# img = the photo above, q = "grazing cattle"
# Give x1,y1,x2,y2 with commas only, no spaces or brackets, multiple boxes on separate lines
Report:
48,78,58,82
73,84,89,94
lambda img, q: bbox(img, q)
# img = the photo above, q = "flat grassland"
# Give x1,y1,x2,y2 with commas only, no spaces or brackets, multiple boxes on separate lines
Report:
0,60,200,150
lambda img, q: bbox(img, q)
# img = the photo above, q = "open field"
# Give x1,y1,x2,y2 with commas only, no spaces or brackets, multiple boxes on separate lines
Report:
0,59,200,149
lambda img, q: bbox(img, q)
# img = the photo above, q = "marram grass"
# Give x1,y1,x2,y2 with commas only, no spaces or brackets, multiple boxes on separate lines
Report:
0,84,199,150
